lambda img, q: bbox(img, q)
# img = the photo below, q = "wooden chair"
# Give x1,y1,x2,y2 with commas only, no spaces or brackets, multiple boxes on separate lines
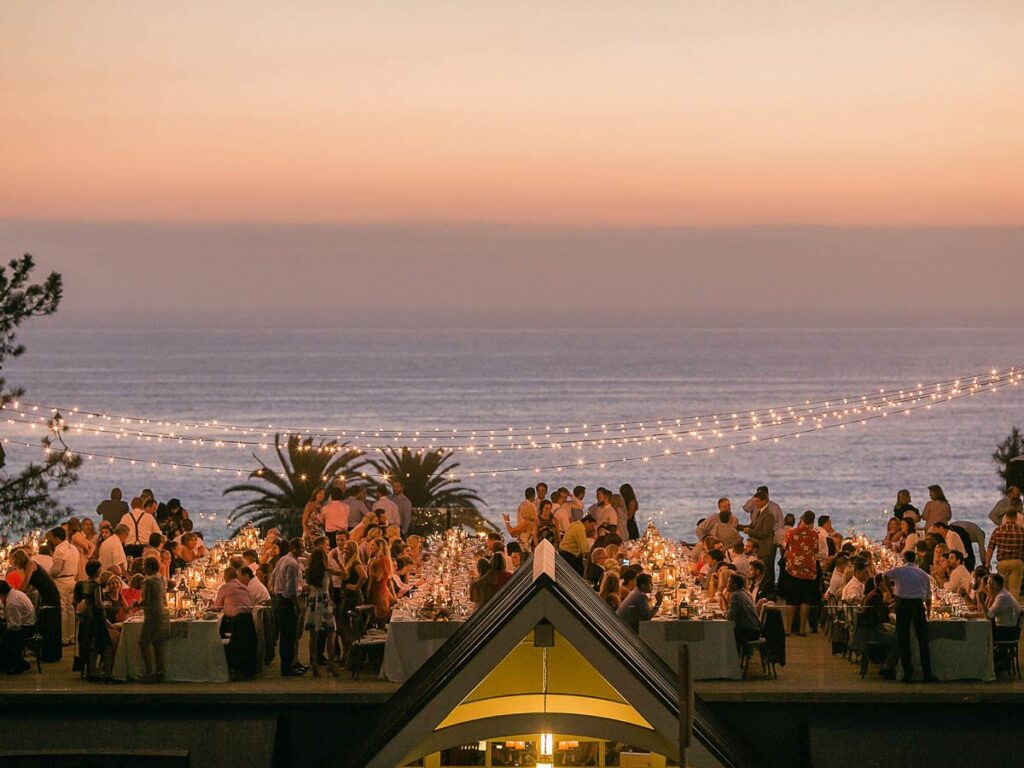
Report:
993,614,1023,680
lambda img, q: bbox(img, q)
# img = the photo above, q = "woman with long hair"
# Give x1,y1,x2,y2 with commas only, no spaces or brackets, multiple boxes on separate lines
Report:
534,500,558,548
922,484,952,531
302,487,327,543
900,517,919,555
620,484,640,540
138,556,169,683
81,517,100,555
598,571,622,610
610,493,629,541
74,560,110,680
303,539,340,676
367,538,396,623
883,516,905,554
66,517,94,580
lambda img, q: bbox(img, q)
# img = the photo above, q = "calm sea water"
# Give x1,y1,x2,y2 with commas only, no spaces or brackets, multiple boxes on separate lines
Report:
3,327,1021,540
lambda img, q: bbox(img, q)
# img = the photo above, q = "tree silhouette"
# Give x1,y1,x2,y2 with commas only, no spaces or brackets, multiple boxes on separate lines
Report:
0,255,81,537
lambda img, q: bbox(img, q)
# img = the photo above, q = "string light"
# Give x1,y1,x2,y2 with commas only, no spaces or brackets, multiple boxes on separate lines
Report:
4,365,1017,443
2,366,1018,454
0,364,1017,478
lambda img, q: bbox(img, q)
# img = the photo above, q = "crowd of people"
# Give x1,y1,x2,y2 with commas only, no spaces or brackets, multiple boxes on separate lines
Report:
1,477,1021,687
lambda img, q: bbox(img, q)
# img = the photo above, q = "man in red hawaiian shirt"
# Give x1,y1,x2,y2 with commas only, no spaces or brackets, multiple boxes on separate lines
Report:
784,510,822,635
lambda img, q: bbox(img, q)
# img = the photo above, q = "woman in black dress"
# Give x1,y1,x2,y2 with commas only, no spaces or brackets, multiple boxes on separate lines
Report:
11,548,62,661
74,560,111,679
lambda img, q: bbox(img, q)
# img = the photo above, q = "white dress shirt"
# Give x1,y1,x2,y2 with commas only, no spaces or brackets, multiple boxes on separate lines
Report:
2,589,36,629
246,575,271,604
119,510,162,546
98,535,127,572
50,540,80,581
946,564,972,594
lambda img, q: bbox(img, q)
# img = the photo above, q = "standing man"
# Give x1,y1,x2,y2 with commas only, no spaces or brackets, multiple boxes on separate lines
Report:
46,527,80,646
391,480,413,536
570,486,587,522
98,524,129,577
893,489,920,523
989,485,1023,526
120,496,161,559
534,482,549,511
346,486,372,524
320,486,351,549
558,515,596,575
372,484,400,529
985,499,1024,598
551,489,572,539
741,495,775,587
884,551,936,683
96,488,129,529
744,487,782,576
270,537,305,677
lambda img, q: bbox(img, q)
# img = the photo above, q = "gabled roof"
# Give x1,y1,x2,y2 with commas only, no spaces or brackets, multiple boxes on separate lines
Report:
343,540,756,768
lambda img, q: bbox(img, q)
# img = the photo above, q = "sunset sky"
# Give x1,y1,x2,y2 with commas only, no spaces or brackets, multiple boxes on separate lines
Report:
1,2,1021,323
3,1,1022,226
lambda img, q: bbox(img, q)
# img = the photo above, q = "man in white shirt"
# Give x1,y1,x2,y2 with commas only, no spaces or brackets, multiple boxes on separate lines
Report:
99,525,130,576
371,484,400,529
552,489,573,538
570,486,586,522
982,573,1022,637
825,555,851,600
320,487,351,548
120,496,162,557
0,582,36,674
945,551,972,596
595,494,617,533
238,566,271,604
841,560,870,603
46,527,80,645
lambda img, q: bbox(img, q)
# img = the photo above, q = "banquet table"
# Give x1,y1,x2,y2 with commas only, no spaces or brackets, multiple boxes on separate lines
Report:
112,615,229,683
905,618,995,682
381,618,465,682
639,619,742,680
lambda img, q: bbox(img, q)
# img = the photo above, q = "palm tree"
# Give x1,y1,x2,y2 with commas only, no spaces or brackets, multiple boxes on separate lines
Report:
363,447,495,536
224,434,362,536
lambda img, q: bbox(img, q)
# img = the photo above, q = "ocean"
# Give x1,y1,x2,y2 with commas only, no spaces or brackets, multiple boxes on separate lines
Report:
3,326,1020,541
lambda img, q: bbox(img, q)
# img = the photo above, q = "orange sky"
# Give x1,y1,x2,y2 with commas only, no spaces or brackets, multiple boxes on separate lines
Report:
2,1,1022,225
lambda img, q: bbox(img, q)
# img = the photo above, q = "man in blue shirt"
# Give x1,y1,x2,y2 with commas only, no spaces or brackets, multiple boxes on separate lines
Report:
884,550,937,683
271,537,305,677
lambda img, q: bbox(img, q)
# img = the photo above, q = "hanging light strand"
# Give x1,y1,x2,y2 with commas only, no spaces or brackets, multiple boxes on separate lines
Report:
3,364,1017,441
2,366,1018,453
1,364,1016,479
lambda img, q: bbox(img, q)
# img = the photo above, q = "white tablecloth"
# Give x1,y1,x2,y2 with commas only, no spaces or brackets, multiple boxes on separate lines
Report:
906,619,994,681
639,619,742,680
112,616,230,683
381,619,464,682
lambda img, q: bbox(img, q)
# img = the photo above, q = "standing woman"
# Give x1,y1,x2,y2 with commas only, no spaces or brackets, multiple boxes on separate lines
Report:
303,541,340,677
74,560,110,680
80,518,100,560
610,493,630,541
620,484,640,540
66,517,93,581
302,487,327,543
367,538,396,624
921,485,952,532
138,556,169,683
338,541,367,663
534,500,558,548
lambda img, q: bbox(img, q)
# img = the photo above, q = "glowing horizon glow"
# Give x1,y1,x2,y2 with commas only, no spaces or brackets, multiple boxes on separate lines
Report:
1,1,1022,226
